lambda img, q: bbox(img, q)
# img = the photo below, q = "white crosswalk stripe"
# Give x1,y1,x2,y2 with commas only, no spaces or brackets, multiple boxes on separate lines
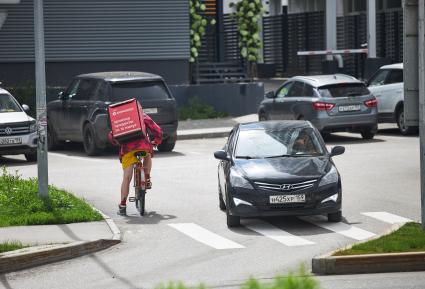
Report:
362,212,412,224
168,223,244,249
300,217,376,241
243,219,315,246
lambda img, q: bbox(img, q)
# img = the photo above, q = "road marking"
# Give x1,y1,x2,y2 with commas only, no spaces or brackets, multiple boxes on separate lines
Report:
49,152,110,163
300,217,376,241
168,223,244,250
362,212,412,224
244,219,315,246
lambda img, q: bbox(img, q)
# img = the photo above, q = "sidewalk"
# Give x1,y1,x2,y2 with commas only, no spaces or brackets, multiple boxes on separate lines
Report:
0,212,120,274
177,114,257,140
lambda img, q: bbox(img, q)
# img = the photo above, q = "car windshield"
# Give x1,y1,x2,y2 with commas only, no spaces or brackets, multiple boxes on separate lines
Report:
234,127,325,159
111,81,170,102
319,83,370,98
0,93,22,113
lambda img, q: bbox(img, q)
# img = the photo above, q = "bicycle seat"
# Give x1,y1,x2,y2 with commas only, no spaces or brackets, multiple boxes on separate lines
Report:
134,151,149,158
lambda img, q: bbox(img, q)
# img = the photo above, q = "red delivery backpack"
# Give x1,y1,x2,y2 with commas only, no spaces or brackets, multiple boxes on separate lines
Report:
108,98,147,144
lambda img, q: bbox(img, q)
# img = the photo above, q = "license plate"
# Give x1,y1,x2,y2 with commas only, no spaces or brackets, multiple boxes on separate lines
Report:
338,104,361,112
144,108,158,114
0,137,22,145
270,194,305,204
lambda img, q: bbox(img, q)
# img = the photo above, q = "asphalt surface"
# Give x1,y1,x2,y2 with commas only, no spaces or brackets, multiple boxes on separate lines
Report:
0,125,424,289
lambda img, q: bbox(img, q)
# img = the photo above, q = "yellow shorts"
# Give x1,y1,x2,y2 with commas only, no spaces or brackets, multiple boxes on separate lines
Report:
121,150,149,169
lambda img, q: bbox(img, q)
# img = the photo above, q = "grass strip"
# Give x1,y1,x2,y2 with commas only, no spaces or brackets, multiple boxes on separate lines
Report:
0,168,103,227
0,241,26,254
334,222,425,256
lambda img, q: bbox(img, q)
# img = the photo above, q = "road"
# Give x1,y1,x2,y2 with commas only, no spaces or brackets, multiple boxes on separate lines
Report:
0,125,424,289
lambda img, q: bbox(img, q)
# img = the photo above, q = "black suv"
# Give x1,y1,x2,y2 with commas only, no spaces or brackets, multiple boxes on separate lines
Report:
47,71,178,155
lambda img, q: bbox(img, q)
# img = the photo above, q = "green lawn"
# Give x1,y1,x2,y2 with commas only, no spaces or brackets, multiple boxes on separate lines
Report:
0,241,26,254
334,222,425,256
0,168,103,227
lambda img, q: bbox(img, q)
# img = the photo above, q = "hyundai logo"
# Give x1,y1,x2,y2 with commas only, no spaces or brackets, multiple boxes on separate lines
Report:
280,184,292,191
4,127,12,135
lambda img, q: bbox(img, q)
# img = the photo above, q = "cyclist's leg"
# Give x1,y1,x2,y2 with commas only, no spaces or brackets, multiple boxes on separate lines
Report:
120,164,134,205
144,154,152,189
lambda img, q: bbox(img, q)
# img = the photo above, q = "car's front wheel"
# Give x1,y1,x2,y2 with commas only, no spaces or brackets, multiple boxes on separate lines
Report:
25,151,37,162
258,111,268,121
327,211,342,222
397,107,417,135
47,123,63,151
83,124,101,156
226,197,240,227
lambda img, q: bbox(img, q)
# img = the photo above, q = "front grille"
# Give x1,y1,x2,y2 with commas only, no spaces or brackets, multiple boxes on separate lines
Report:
0,126,30,136
254,179,318,192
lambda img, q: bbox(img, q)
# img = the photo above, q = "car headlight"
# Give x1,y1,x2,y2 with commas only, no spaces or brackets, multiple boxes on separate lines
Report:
230,169,253,189
319,166,338,187
29,121,37,133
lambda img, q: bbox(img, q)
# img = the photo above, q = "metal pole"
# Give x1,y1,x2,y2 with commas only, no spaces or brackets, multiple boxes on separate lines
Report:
34,0,48,197
418,0,425,228
325,0,337,61
367,0,377,58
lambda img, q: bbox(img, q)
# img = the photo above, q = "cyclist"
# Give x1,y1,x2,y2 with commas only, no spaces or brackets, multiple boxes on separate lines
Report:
108,107,163,216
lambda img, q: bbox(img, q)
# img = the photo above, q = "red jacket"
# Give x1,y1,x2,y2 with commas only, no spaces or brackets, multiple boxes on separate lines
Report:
108,113,163,159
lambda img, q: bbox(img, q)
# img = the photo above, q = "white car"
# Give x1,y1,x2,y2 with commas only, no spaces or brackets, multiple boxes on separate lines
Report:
367,63,418,135
0,87,38,162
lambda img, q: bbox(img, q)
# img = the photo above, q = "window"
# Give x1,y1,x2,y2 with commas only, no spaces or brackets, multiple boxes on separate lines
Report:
65,80,80,98
368,69,390,86
0,94,21,113
287,81,304,97
385,69,403,84
234,127,324,159
74,79,98,100
302,84,315,97
319,83,370,98
276,82,293,98
111,81,171,102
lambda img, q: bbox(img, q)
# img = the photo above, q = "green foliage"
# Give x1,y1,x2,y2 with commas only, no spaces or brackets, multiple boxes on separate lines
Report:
4,85,36,118
230,0,264,63
178,96,228,120
334,222,425,256
0,241,26,254
190,0,216,62
156,266,320,289
0,167,103,227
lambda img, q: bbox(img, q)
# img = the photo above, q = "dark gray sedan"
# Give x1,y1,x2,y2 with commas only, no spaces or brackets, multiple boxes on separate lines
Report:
214,121,345,227
257,74,378,139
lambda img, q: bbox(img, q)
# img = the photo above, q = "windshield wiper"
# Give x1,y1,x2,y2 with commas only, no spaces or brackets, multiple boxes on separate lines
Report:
264,154,291,158
236,155,254,159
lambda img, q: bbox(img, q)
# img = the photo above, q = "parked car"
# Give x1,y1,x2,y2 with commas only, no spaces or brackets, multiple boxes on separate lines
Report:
257,74,378,139
47,71,178,156
214,121,345,227
367,63,418,135
0,87,37,162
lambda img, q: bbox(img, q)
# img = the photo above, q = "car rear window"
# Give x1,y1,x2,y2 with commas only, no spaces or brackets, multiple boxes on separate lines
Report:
0,93,22,113
318,83,370,98
111,81,171,102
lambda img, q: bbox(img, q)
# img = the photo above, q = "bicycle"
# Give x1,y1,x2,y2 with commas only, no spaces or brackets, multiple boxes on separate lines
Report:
128,150,150,216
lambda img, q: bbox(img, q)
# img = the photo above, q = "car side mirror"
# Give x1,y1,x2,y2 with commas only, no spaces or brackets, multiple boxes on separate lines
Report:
22,104,30,112
214,150,230,161
265,91,275,99
330,146,345,157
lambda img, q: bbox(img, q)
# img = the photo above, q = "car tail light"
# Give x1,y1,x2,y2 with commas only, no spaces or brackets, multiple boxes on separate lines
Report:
364,99,377,108
313,102,335,111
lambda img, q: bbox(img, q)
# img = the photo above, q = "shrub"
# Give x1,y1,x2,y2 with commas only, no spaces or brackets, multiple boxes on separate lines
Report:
179,96,228,120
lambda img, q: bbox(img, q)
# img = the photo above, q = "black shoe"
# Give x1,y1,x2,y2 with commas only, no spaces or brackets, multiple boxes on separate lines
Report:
117,204,127,216
146,179,152,190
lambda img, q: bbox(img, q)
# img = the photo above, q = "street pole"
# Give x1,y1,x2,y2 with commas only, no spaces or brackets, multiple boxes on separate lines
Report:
419,0,425,228
34,0,48,197
367,0,377,58
325,0,337,61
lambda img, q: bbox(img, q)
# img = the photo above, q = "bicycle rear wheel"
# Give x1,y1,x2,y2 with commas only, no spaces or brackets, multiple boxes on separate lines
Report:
138,188,146,216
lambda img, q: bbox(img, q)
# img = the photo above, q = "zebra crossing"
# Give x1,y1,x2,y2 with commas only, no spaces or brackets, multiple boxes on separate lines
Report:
167,211,412,250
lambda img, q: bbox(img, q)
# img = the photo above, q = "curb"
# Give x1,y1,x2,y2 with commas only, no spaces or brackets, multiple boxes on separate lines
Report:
312,223,425,275
177,129,232,140
0,208,121,274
